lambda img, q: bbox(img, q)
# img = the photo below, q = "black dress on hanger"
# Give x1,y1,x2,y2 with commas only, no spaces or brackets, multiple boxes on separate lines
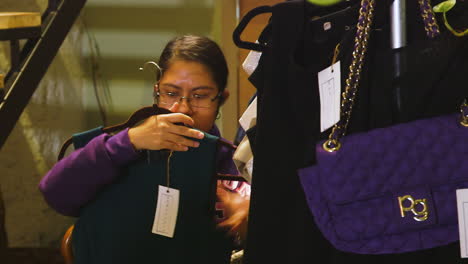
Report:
244,0,468,263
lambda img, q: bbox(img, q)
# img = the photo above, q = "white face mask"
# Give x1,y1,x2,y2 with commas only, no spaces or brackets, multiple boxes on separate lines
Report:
241,41,262,76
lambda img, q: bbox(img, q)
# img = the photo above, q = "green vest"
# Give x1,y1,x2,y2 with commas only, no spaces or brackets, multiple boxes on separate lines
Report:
71,128,232,264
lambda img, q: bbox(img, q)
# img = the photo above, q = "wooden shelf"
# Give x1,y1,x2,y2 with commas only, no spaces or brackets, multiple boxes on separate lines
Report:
0,12,41,30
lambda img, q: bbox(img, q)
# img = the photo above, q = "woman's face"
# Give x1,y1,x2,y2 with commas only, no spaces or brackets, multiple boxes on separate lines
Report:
155,60,226,132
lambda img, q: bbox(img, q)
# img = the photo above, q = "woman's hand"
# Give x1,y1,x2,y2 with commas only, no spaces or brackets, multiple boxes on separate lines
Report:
217,186,250,242
128,102,205,151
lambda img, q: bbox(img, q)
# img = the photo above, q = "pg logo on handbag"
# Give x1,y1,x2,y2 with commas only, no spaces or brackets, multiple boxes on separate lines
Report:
398,195,429,222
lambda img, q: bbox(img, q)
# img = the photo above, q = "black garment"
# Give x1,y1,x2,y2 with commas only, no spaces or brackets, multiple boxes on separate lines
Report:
245,1,468,264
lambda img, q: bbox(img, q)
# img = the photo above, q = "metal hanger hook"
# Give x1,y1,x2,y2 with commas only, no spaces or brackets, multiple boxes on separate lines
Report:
139,61,163,82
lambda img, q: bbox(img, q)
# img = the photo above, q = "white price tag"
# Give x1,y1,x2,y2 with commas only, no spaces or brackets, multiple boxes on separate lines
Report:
457,189,468,258
318,61,341,132
152,185,180,238
239,97,257,131
242,47,262,76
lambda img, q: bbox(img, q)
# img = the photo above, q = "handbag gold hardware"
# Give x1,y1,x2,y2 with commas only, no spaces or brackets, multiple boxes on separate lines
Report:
398,195,429,222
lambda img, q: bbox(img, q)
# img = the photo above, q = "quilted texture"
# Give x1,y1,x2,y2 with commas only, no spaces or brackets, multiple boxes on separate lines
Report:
298,113,468,254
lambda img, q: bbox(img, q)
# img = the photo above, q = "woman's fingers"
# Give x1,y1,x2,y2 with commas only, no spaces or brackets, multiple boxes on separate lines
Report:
163,113,195,127
157,113,204,139
217,221,239,236
216,187,250,239
217,213,243,238
157,114,204,139
129,112,203,151
168,101,181,113
169,123,204,140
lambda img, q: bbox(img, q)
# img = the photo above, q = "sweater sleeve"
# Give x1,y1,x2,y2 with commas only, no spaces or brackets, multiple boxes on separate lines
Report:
217,142,251,198
38,128,139,217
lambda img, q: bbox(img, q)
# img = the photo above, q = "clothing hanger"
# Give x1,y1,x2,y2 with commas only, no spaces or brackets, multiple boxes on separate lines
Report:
232,0,360,52
232,5,272,52
57,58,242,181
57,104,237,161
57,104,166,161
101,104,170,134
56,103,244,182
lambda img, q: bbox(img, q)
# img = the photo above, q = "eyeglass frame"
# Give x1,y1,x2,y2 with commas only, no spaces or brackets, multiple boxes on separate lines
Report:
154,85,223,109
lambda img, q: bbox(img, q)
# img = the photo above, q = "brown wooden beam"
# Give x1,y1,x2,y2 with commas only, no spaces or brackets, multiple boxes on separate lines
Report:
0,186,7,250
0,12,41,30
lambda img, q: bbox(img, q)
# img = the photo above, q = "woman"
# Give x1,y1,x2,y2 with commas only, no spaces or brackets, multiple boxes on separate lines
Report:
39,35,249,261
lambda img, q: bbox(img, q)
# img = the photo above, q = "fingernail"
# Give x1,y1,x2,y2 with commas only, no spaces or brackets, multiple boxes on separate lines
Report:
183,146,189,151
198,132,204,139
194,142,200,148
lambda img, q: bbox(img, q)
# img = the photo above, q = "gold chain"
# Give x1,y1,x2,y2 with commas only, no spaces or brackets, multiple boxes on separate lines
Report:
418,0,440,38
340,1,375,137
461,99,468,127
324,0,376,152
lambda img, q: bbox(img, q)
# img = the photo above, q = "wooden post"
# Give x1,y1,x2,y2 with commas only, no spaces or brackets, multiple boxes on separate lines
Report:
0,186,7,250
0,12,41,30
0,74,4,102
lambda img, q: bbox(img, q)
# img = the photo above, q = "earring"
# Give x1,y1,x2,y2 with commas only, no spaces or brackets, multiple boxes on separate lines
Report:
216,111,222,120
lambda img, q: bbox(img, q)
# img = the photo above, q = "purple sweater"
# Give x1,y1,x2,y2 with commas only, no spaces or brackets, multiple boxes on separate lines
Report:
39,126,242,217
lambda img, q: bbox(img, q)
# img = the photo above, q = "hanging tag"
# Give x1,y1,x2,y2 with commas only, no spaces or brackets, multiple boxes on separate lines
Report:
239,97,257,131
318,61,341,132
242,41,262,76
152,185,180,238
456,189,468,258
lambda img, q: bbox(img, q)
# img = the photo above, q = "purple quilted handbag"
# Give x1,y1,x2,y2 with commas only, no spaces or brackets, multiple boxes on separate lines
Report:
298,113,468,254
298,0,468,255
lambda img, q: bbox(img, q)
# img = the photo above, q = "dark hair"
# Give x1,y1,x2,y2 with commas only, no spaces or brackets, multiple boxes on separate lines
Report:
157,35,229,92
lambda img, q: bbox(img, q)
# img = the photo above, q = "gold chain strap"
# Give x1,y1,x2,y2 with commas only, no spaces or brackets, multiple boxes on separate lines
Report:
418,0,440,38
324,0,376,152
461,99,468,127
323,0,462,152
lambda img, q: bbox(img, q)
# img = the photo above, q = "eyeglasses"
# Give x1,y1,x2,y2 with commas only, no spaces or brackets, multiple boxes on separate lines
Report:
156,90,221,108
